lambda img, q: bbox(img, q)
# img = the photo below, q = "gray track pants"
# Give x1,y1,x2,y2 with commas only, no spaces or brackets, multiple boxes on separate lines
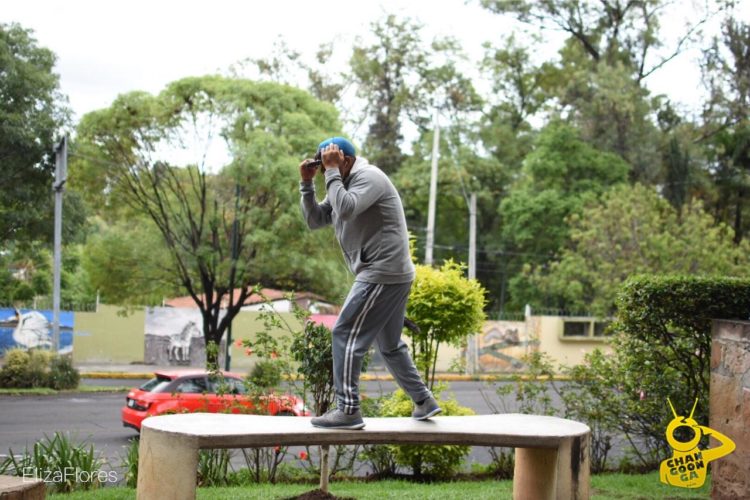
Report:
333,280,431,414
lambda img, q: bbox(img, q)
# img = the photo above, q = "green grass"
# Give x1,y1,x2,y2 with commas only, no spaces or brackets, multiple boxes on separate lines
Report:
46,472,711,499
0,385,130,396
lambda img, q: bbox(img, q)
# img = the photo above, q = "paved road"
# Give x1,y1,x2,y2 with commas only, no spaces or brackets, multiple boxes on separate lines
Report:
0,380,526,482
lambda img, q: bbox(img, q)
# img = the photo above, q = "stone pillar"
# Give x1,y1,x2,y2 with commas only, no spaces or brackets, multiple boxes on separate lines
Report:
513,434,590,500
137,427,199,500
710,319,750,499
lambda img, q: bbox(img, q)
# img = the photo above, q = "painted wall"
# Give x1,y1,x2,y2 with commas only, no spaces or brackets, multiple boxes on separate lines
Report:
0,308,74,354
532,316,611,367
73,305,144,364
69,306,611,373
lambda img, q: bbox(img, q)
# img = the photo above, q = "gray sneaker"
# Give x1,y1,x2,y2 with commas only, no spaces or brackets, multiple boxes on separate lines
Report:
311,408,365,430
412,396,442,420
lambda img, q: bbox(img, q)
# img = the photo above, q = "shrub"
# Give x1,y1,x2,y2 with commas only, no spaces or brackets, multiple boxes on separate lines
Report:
48,355,80,390
197,449,232,487
0,349,80,390
247,359,283,390
121,438,139,488
407,260,486,388
27,350,54,387
0,348,32,388
0,432,107,493
568,275,750,468
379,387,474,479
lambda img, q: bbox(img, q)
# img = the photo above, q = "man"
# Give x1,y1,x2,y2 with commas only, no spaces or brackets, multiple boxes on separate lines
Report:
299,137,441,429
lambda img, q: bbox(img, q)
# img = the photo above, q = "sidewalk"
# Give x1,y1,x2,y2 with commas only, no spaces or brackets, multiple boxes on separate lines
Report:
74,363,511,381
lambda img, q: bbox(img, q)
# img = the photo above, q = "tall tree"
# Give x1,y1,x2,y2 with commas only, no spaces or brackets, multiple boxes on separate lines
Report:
701,19,750,242
0,23,70,242
73,76,349,366
479,0,719,83
350,14,481,173
501,122,630,311
525,184,750,315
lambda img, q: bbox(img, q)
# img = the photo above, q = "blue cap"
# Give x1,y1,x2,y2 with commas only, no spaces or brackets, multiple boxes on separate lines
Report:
317,137,356,157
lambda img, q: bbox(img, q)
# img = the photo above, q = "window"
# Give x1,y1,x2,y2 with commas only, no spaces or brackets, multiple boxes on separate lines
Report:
209,377,247,395
139,375,172,393
176,377,208,394
561,318,611,339
563,321,589,337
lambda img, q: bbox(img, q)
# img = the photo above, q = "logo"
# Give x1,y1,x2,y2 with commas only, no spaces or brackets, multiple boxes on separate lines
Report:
659,398,735,488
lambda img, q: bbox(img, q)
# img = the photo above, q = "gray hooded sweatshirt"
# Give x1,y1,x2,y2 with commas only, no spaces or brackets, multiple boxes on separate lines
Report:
299,157,415,284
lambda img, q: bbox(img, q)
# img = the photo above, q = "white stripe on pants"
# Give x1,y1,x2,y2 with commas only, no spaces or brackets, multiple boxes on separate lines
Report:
332,281,431,414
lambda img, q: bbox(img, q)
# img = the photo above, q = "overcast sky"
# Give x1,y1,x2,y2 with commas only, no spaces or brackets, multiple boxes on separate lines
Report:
5,0,747,129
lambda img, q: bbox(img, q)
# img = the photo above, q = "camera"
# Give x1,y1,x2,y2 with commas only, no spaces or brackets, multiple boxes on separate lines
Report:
305,151,323,168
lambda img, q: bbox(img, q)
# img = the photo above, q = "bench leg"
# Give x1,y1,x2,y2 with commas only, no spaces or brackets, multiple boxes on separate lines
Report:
513,447,557,499
513,435,590,500
137,427,199,500
555,435,589,499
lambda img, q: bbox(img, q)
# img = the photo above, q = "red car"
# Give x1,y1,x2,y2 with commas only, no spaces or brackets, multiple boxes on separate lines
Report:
121,369,309,431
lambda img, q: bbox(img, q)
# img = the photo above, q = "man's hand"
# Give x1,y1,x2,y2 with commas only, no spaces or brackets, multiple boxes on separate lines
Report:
321,143,344,170
299,159,319,182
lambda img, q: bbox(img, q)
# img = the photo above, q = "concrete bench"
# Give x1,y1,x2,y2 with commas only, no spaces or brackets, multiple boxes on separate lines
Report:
0,475,45,500
137,413,590,500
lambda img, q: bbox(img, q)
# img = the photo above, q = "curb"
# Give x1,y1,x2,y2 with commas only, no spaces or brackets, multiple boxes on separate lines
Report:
79,371,571,382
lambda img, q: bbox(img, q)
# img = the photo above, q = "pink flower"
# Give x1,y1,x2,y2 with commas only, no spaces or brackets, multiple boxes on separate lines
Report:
234,339,243,348
245,348,253,356
639,390,646,401
274,446,281,453
298,451,308,460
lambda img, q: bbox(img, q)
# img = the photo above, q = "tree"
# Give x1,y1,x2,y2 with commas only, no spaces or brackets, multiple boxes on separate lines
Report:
526,184,750,315
701,18,750,242
479,0,720,83
500,122,629,310
350,14,481,173
0,23,70,242
73,76,349,366
406,260,486,388
81,218,181,306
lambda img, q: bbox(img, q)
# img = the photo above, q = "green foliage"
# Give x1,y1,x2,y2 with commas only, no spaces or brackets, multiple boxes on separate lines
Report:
81,218,180,306
0,432,106,493
0,23,71,243
121,438,139,489
701,19,750,242
72,76,349,365
48,355,80,390
565,275,750,468
406,260,486,388
0,349,78,390
289,320,335,416
498,352,614,472
526,184,750,314
378,387,474,478
247,360,283,391
350,14,481,172
496,352,556,416
197,449,232,487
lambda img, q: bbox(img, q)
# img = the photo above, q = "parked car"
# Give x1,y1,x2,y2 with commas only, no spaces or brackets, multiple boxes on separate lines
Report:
121,369,309,431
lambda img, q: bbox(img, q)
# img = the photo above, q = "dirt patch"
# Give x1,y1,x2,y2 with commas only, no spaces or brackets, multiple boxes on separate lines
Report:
284,489,356,500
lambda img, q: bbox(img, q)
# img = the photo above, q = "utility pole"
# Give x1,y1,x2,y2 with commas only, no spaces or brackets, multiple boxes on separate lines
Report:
52,136,67,353
225,183,240,371
425,109,439,266
468,193,476,280
467,192,478,374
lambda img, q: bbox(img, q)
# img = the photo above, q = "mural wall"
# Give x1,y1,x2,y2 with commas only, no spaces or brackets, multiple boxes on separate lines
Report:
477,320,539,372
0,308,73,355
144,307,225,367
